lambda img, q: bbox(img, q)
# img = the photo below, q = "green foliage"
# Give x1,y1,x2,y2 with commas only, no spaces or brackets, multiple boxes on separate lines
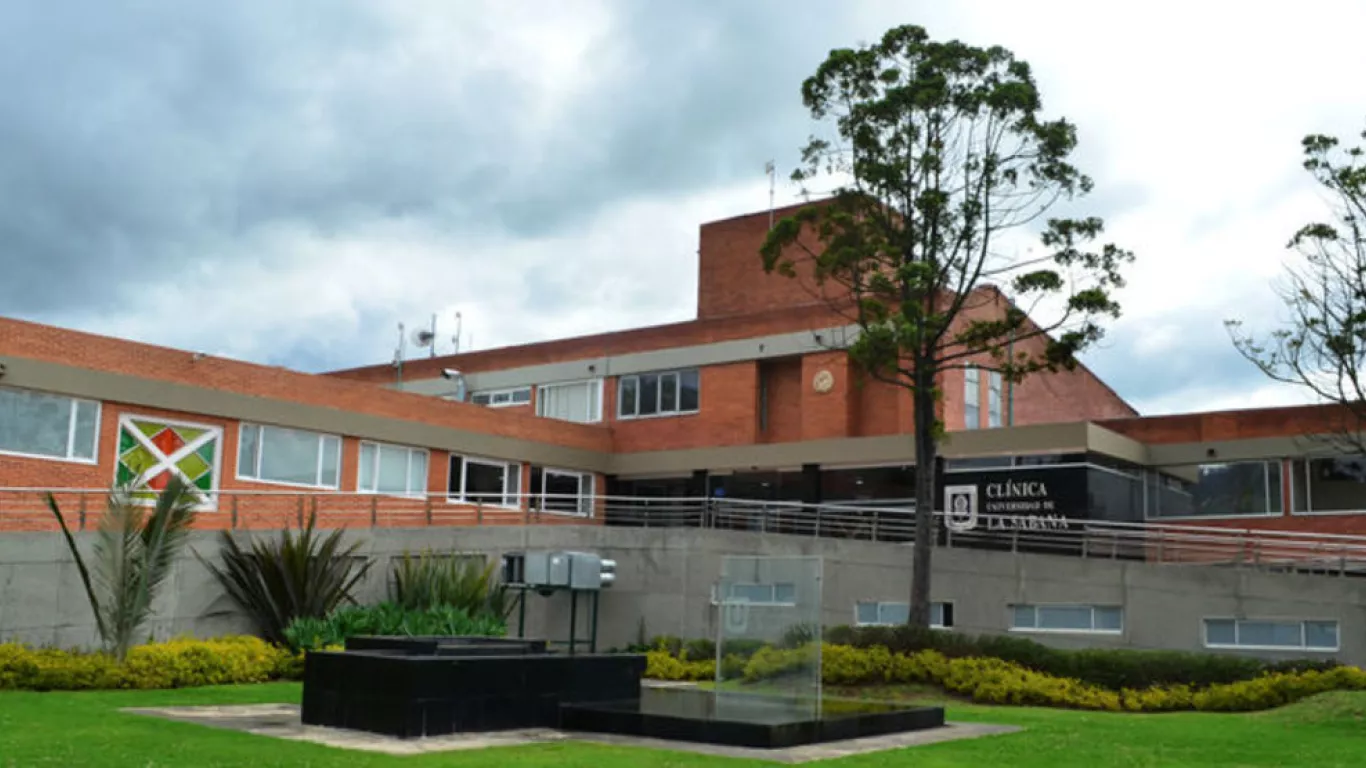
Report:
44,477,199,661
1228,126,1366,453
282,602,506,652
762,23,1132,629
717,642,1366,713
390,550,521,621
199,512,372,646
0,636,294,691
644,650,715,682
821,624,1336,690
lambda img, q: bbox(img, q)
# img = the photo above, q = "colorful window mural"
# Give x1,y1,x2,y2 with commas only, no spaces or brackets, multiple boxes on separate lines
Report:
116,415,222,507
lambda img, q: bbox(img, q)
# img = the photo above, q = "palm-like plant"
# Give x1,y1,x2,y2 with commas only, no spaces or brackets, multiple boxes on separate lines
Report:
44,475,199,661
199,511,372,645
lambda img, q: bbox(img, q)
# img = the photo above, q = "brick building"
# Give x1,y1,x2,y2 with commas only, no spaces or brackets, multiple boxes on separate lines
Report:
2,203,1365,540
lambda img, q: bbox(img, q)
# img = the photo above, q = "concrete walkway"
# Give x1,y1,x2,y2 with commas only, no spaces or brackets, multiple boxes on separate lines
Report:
123,703,1020,763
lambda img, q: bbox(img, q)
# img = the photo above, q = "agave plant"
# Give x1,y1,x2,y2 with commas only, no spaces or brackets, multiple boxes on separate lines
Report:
44,475,199,661
199,511,372,645
390,550,521,620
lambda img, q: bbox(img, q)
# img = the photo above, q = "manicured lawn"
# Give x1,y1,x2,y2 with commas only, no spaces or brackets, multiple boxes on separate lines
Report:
1,683,1365,767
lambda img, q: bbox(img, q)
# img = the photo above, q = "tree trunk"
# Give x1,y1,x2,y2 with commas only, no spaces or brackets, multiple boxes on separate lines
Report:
908,367,938,628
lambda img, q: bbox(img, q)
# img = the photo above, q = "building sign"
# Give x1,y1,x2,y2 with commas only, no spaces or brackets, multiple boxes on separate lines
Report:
940,466,1087,533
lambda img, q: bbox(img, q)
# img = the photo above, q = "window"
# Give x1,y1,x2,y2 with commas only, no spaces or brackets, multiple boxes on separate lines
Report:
964,366,980,429
988,371,1003,428
617,369,700,419
358,442,429,496
716,582,797,606
536,380,602,423
237,424,340,488
1204,618,1339,652
469,387,531,407
448,454,521,508
531,465,594,516
854,601,953,629
1010,604,1122,634
0,386,99,462
1293,457,1366,513
1148,461,1281,518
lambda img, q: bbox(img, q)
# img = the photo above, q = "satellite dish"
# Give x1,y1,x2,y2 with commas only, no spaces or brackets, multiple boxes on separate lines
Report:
411,329,435,348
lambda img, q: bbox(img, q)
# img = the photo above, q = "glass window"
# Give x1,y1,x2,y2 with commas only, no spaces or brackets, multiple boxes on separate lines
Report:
1295,457,1366,513
964,366,980,430
852,601,950,628
638,375,659,417
988,371,1003,428
617,369,701,419
470,387,532,408
358,441,427,496
1011,604,1122,633
237,424,340,488
448,455,521,507
537,467,593,516
619,376,638,416
1204,618,1339,651
0,386,100,462
1147,461,1280,518
536,380,602,424
680,369,701,411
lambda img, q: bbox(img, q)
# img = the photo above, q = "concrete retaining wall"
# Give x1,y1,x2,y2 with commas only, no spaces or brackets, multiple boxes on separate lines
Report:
2,525,1362,665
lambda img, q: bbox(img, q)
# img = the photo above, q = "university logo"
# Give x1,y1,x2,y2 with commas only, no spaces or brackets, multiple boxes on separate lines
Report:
943,484,979,532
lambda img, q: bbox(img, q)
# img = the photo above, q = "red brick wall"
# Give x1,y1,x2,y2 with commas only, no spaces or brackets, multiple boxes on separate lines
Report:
759,358,803,444
1102,404,1348,444
609,362,761,452
696,203,847,321
0,317,610,454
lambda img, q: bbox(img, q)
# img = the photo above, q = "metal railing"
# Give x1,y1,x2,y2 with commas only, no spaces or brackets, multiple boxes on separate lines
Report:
5,487,1366,574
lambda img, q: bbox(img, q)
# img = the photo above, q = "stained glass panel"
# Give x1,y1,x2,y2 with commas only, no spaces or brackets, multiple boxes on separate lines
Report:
116,416,221,508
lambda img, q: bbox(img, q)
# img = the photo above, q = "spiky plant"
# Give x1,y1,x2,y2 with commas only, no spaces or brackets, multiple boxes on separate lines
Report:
44,475,199,661
390,550,522,620
199,511,372,645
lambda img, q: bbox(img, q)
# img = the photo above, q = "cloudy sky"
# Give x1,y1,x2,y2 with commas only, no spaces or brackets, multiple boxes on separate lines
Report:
2,0,1363,416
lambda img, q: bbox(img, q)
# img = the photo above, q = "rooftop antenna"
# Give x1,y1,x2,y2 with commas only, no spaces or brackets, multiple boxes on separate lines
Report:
452,311,463,354
765,160,776,230
393,322,406,385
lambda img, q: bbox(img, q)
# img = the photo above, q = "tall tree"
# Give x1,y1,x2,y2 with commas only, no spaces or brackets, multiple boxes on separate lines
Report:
760,25,1131,627
1228,128,1366,455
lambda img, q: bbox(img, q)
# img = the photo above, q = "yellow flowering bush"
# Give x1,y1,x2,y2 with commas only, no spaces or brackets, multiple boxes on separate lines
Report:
0,637,297,691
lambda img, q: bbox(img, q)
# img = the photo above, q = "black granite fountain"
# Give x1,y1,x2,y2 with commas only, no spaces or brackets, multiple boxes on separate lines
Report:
300,635,946,749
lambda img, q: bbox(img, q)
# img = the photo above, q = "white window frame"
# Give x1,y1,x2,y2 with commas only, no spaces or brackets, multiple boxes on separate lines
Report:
964,366,980,430
987,371,1003,428
1202,617,1340,652
1009,603,1123,635
448,454,522,509
538,466,594,517
469,386,532,408
115,413,223,510
535,379,604,424
0,386,101,465
713,582,798,606
616,369,701,420
235,423,342,490
853,600,953,629
357,441,429,498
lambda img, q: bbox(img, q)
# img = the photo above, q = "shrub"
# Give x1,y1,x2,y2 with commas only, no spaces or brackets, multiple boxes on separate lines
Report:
741,644,817,683
681,638,716,662
0,637,294,691
200,512,372,646
283,602,506,651
44,477,199,661
391,551,518,620
822,624,1339,690
645,650,714,681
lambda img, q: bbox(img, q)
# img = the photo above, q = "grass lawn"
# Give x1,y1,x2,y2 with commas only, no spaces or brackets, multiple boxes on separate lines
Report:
2,683,1365,767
